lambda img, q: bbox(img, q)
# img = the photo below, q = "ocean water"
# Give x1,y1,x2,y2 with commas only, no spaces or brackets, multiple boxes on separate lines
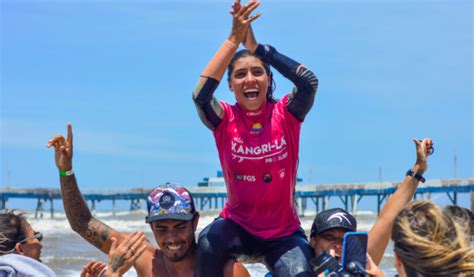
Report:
25,209,399,276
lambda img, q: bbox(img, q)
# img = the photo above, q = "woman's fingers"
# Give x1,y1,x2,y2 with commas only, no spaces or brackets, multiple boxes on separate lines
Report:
230,0,242,14
235,0,258,18
239,1,260,19
412,137,421,147
245,13,261,24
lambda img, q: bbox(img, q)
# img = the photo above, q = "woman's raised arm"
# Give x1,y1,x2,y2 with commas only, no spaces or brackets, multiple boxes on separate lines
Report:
192,1,261,130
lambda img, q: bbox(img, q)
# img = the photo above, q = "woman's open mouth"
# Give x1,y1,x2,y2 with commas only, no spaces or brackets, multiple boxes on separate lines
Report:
244,89,260,99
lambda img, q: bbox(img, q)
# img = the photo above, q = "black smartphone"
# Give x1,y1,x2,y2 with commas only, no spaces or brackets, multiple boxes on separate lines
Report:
341,231,368,274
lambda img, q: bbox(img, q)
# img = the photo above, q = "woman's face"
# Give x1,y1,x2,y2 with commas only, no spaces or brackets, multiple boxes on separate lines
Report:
17,221,43,261
229,56,270,111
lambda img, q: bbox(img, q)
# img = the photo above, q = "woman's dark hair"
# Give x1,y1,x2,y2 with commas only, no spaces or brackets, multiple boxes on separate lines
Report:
227,49,276,103
0,210,28,255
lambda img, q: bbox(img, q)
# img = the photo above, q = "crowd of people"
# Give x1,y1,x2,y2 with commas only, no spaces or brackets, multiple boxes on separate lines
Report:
1,1,473,276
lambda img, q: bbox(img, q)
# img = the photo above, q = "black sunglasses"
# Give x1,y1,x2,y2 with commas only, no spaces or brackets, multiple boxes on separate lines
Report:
19,231,43,244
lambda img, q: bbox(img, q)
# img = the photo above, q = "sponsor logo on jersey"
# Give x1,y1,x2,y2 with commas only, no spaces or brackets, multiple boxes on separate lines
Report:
279,169,286,178
263,173,272,183
236,174,256,182
251,122,262,132
231,136,287,162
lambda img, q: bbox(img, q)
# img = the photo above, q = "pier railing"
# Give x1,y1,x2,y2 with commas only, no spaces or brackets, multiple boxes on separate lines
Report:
1,178,472,218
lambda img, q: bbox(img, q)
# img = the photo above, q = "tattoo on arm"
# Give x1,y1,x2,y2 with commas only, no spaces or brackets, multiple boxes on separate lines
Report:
85,219,112,249
59,175,114,251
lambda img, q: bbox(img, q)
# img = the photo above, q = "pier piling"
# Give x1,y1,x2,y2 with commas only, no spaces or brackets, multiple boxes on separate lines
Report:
50,198,54,218
35,199,44,218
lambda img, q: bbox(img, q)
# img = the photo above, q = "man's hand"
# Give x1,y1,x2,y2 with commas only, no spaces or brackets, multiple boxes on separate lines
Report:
47,124,73,171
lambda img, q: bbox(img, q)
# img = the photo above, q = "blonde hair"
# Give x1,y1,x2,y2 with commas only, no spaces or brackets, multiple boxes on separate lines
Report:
392,200,474,276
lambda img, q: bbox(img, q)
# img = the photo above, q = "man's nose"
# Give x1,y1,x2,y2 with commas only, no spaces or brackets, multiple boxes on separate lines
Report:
164,231,179,242
331,242,343,251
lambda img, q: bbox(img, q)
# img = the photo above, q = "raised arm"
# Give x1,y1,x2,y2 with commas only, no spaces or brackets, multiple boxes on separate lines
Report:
367,138,434,264
192,1,260,130
237,10,318,121
254,43,318,121
47,124,127,254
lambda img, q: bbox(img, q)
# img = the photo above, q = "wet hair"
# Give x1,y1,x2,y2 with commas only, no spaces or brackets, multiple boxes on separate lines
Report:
227,49,276,103
392,200,474,276
0,210,29,255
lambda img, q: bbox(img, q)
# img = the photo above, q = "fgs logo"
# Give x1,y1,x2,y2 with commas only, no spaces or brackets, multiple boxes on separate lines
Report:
236,174,256,182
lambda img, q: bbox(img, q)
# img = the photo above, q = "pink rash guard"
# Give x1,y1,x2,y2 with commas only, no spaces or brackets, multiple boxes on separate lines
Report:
214,94,302,239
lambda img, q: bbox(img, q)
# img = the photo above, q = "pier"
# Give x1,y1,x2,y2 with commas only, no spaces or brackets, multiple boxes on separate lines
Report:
1,178,472,218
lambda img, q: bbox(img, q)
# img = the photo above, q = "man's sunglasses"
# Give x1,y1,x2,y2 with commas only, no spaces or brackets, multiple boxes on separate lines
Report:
19,231,43,244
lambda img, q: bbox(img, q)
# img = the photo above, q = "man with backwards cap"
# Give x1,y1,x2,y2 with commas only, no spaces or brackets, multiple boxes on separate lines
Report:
48,124,249,276
309,138,434,266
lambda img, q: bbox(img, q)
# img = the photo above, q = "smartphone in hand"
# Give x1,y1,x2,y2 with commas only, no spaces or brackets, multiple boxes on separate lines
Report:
341,231,368,274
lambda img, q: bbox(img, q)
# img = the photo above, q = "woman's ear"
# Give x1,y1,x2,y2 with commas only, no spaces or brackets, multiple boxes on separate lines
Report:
394,252,406,277
14,242,24,255
228,80,234,92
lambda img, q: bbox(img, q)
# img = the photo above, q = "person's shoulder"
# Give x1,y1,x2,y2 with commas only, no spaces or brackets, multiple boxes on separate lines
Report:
273,95,290,110
0,254,56,277
133,247,160,275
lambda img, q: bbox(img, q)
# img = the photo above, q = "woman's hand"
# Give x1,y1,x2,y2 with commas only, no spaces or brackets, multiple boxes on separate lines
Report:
228,0,261,45
413,137,434,173
230,0,259,52
47,124,73,171
80,261,107,277
104,232,147,276
365,254,385,277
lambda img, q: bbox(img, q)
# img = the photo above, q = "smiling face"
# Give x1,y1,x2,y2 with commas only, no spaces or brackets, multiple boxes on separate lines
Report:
150,214,199,261
15,221,43,262
228,55,270,111
310,228,347,263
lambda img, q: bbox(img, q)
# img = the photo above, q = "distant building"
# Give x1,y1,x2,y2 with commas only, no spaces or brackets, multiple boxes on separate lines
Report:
197,171,302,187
197,171,225,187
